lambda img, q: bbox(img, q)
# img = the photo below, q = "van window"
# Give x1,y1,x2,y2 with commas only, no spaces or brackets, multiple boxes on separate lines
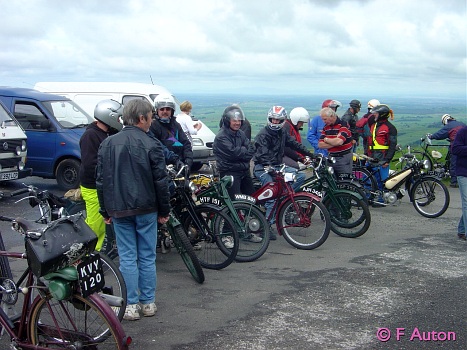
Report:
122,95,148,105
0,104,18,127
74,94,114,115
42,101,92,127
14,103,49,130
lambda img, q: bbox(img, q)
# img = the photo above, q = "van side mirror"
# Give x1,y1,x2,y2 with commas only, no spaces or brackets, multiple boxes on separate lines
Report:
40,120,54,131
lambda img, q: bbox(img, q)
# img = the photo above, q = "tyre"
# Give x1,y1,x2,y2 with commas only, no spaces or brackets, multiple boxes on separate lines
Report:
98,253,127,321
170,224,205,283
183,204,239,270
352,166,378,201
223,202,270,263
278,195,331,250
55,158,81,190
411,177,450,218
29,293,127,349
336,179,368,205
323,192,371,238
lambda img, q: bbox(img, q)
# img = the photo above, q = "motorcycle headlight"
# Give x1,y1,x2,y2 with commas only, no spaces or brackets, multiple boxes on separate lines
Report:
422,159,430,169
329,156,336,164
327,166,334,175
188,181,197,193
223,175,234,188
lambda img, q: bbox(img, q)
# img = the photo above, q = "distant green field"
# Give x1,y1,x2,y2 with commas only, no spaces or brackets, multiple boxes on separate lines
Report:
183,93,466,151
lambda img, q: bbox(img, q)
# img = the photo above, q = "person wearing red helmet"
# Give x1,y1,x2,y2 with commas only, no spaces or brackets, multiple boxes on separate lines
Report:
307,99,342,156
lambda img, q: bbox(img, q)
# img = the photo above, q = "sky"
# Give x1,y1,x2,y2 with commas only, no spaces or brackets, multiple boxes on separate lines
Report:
1,0,466,98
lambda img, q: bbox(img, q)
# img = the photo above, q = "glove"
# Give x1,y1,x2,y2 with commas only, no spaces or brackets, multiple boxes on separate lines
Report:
297,162,306,170
176,160,185,170
426,134,432,139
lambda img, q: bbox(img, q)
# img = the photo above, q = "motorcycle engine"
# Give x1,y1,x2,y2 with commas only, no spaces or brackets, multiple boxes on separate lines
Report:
383,191,399,205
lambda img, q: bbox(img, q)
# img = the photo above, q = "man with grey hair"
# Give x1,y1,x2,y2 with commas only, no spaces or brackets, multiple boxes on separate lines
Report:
318,107,353,175
96,99,171,321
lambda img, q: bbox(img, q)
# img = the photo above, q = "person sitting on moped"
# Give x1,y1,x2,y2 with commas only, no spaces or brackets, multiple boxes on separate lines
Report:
427,114,466,188
366,104,397,206
283,107,311,170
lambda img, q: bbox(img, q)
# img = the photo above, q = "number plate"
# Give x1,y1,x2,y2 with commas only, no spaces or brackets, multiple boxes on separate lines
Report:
0,172,18,180
77,253,105,298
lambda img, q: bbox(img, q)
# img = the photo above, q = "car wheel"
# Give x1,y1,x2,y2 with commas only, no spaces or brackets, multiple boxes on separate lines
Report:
56,158,80,190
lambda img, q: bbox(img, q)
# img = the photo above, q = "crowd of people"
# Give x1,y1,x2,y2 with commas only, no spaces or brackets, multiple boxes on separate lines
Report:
77,95,465,321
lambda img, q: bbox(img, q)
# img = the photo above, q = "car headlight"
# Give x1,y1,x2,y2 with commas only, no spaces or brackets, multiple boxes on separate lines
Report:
15,146,22,156
191,138,204,147
21,140,27,151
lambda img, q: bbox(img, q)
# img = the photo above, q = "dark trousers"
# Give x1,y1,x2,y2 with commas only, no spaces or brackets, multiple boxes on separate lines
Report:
220,170,255,200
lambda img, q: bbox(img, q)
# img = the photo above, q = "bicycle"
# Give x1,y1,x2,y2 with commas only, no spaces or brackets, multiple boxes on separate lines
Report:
6,185,128,320
299,154,371,238
169,165,239,270
192,165,270,263
250,164,331,250
0,214,131,349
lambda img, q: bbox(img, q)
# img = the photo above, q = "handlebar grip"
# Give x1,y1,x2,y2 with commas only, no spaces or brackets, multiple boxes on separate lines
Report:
10,188,30,197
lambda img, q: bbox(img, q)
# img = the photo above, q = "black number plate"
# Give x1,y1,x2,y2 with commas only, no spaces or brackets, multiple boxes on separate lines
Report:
77,253,105,298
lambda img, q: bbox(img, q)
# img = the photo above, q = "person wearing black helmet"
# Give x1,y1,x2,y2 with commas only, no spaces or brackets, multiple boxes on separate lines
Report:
427,114,466,187
341,99,361,152
79,99,123,251
213,104,255,200
366,104,397,206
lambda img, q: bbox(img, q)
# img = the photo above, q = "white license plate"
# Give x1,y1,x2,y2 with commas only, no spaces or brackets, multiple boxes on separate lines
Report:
0,172,18,180
77,253,105,298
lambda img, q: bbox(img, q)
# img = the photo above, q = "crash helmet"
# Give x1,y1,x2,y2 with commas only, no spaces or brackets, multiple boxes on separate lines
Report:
322,99,334,108
328,100,342,111
154,93,176,123
93,99,123,132
289,107,310,126
370,104,391,119
267,106,287,131
222,105,245,128
349,99,361,109
441,114,455,125
367,99,380,109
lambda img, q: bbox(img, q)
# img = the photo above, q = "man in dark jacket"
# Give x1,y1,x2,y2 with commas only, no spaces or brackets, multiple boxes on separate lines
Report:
428,114,466,187
79,99,123,251
253,106,314,239
451,125,467,240
96,99,171,321
213,105,255,199
341,99,361,152
149,93,193,169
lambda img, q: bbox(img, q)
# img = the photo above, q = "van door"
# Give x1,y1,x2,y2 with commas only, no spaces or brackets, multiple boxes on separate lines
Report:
13,102,57,177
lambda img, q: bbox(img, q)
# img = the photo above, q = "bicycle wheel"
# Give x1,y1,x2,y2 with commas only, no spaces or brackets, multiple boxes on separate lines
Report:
336,179,369,204
223,202,270,263
29,293,128,349
99,252,127,321
278,195,331,250
352,166,378,201
323,192,371,238
411,177,450,218
170,224,205,283
0,235,16,306
183,204,239,270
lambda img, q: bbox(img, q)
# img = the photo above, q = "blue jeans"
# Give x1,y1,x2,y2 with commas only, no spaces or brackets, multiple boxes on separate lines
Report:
112,212,158,305
457,176,467,235
254,165,303,224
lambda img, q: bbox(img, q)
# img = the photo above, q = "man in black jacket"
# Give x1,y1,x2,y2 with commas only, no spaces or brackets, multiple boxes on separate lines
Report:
341,99,361,152
96,99,171,321
149,93,193,169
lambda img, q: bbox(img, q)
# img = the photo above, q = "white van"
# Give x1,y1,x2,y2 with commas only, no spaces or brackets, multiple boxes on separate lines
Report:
34,82,215,170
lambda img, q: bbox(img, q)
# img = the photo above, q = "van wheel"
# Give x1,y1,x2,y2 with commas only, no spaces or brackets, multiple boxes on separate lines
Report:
56,159,80,190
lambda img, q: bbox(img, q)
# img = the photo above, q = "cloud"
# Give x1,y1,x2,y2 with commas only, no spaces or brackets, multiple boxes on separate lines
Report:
0,0,465,97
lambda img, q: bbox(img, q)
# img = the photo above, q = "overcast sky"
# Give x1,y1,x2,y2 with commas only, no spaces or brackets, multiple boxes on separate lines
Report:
1,0,466,98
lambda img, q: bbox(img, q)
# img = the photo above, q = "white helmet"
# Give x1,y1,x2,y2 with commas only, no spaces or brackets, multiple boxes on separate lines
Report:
154,93,176,123
367,99,380,109
289,107,310,126
441,114,454,125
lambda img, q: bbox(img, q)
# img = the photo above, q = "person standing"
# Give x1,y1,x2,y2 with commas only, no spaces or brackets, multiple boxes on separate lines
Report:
356,99,380,155
366,104,397,206
253,106,314,239
79,99,123,251
96,99,171,321
149,93,193,170
307,99,342,156
341,99,361,152
318,107,354,175
428,114,466,188
175,100,202,144
451,125,467,240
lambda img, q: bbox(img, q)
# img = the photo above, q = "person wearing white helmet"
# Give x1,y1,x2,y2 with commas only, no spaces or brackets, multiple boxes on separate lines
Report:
149,93,193,170
79,99,123,251
356,99,380,155
428,114,466,187
283,107,310,169
253,106,314,240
